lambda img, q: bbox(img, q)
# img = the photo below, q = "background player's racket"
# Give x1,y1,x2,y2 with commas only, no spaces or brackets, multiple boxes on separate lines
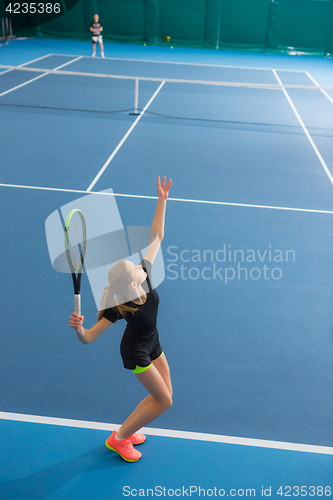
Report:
64,209,87,316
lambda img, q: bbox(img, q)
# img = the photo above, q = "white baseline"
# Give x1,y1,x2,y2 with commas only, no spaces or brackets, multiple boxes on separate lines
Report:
0,411,332,455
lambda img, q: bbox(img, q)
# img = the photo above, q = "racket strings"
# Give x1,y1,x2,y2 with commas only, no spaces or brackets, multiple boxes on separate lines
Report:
67,212,84,271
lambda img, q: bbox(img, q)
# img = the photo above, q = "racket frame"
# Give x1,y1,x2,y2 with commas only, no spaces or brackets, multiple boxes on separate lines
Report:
64,209,87,316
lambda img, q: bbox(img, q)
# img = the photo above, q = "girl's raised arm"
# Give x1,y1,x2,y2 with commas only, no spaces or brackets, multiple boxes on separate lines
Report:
144,176,172,265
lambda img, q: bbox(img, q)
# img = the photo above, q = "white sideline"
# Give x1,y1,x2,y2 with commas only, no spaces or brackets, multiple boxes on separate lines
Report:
0,56,83,98
305,71,333,106
272,69,333,187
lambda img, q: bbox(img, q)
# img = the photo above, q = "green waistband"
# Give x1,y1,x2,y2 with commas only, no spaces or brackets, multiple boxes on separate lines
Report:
132,352,164,374
132,364,152,374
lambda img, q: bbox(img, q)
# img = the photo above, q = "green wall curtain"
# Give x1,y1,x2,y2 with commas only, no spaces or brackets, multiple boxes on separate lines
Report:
5,0,333,56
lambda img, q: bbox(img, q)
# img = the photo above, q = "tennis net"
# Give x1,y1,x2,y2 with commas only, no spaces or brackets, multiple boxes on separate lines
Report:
0,64,332,136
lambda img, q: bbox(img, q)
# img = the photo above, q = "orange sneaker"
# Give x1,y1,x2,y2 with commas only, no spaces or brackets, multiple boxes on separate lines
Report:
105,431,142,462
130,433,146,445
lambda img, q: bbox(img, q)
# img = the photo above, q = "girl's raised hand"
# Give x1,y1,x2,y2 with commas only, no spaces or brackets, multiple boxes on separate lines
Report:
157,176,172,200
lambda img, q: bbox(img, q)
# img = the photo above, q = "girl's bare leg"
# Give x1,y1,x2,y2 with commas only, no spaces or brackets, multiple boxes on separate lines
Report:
116,355,172,440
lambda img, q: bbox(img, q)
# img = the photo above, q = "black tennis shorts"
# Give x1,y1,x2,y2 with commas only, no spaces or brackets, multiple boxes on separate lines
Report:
120,331,163,373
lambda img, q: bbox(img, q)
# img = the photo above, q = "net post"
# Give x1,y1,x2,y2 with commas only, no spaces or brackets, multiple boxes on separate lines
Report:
9,17,13,38
129,78,141,115
5,18,9,37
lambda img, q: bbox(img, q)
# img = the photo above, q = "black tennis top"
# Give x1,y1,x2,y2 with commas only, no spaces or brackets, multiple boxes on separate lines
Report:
90,21,102,35
103,259,160,342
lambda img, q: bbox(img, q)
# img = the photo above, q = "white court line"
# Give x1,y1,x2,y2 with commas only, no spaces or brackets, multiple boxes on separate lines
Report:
86,81,165,192
273,69,333,187
0,54,52,77
305,71,333,106
54,55,83,70
0,56,83,98
0,67,13,76
49,53,309,73
19,53,53,67
0,411,332,455
0,70,47,97
1,182,333,215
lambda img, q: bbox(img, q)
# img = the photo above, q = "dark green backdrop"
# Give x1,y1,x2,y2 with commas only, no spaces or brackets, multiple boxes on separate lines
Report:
2,0,333,55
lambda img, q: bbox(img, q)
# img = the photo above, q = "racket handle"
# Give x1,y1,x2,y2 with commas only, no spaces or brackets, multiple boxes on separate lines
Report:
74,294,81,316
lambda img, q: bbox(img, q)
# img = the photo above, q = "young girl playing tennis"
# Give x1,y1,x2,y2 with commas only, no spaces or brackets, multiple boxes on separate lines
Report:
69,176,173,462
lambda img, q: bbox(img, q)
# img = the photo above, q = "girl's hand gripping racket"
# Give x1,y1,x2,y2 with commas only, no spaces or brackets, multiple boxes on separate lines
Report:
64,209,87,316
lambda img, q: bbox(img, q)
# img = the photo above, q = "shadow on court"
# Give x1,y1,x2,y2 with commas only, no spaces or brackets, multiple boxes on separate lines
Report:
0,446,126,500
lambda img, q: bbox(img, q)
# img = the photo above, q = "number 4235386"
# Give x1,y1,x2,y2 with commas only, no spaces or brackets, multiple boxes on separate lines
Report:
6,3,61,14
276,486,331,497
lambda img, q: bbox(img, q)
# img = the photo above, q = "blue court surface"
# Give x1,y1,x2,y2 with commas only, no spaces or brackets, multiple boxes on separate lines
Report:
0,38,333,498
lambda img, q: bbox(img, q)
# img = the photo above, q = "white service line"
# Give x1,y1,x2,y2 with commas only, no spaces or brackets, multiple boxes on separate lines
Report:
86,81,165,192
1,182,333,215
163,195,333,214
272,69,333,187
305,71,333,106
0,56,83,98
0,411,332,455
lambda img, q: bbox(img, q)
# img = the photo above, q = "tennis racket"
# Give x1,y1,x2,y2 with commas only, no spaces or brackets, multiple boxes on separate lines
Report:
64,209,87,316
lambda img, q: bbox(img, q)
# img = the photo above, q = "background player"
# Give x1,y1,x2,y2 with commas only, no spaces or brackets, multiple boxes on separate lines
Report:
90,14,105,57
